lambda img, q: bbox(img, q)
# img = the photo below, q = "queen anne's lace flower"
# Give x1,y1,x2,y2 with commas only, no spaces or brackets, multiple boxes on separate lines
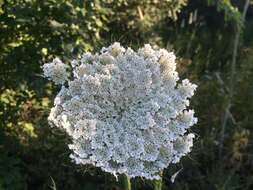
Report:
43,58,69,85
44,42,198,180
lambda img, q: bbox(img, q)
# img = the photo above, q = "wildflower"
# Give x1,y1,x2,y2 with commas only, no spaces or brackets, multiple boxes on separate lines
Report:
44,43,197,180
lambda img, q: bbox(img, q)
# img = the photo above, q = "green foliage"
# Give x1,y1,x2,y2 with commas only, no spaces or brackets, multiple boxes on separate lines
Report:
100,0,187,45
207,0,243,27
155,0,251,73
0,147,27,190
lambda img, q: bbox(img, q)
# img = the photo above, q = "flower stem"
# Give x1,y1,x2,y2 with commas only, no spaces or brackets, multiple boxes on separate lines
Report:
154,171,163,190
121,174,131,190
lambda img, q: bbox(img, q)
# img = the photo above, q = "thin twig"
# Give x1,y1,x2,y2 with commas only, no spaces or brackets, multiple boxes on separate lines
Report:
137,6,144,20
219,0,251,159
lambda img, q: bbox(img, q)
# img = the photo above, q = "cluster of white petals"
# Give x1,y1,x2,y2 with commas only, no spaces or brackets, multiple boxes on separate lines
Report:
43,58,69,85
44,42,198,180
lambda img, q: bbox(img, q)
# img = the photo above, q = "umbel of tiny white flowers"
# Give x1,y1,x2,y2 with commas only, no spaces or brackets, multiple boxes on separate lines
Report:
43,42,198,180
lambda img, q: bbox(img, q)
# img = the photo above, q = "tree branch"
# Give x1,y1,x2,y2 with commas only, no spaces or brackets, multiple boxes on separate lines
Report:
219,0,251,159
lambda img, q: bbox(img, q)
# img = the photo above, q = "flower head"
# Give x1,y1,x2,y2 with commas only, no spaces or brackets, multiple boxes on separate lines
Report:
44,43,198,179
43,58,69,85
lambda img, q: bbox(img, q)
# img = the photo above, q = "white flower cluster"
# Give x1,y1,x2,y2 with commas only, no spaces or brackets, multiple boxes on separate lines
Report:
43,58,69,85
44,42,198,180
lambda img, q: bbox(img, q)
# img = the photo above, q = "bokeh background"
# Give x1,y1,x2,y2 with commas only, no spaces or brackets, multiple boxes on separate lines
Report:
1,0,253,189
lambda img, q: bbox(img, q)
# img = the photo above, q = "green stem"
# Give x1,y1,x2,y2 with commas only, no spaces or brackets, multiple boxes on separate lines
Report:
154,171,163,190
121,174,131,190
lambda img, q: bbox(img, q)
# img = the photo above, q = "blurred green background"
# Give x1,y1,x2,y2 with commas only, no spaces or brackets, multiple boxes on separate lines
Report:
1,0,253,189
